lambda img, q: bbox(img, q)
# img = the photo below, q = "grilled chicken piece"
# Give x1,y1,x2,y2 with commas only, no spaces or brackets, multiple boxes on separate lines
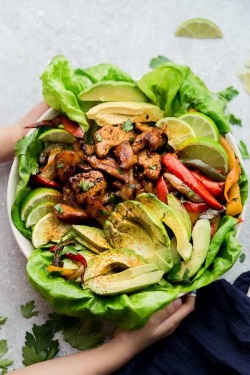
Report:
134,122,154,132
72,141,85,160
69,171,107,204
82,143,95,156
85,196,109,226
116,184,135,201
132,128,165,154
87,155,129,182
137,150,161,180
62,186,79,206
54,203,88,224
114,141,137,170
55,151,80,184
94,124,136,158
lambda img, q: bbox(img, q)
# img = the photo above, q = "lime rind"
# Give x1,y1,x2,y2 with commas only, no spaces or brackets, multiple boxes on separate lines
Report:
20,188,62,221
175,18,223,39
25,201,56,228
237,69,250,94
179,112,219,141
38,129,76,143
177,136,229,174
156,117,195,149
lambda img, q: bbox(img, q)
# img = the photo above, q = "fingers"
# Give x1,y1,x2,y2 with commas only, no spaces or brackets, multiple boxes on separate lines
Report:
151,298,182,326
18,101,49,136
156,295,195,338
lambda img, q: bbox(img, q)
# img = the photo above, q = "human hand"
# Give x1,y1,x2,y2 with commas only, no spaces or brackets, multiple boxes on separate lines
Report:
113,294,195,355
0,101,49,162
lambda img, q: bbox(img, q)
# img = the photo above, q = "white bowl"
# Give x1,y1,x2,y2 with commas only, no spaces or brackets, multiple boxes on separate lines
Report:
7,108,247,259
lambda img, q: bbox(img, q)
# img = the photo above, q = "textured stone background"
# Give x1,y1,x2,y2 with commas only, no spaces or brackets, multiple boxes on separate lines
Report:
0,0,249,370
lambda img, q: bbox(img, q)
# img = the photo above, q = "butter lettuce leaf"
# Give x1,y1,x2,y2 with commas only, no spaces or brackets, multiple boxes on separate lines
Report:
138,62,231,134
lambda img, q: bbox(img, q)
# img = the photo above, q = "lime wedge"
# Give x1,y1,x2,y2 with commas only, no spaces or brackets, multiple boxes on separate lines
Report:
156,117,195,150
25,201,56,228
179,112,219,141
20,188,62,221
237,69,250,94
177,137,229,174
38,129,76,143
175,18,223,39
32,212,70,248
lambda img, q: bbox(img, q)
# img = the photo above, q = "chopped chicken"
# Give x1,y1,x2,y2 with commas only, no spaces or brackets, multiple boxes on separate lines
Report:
134,122,155,132
137,150,161,180
69,171,107,204
132,128,165,154
55,151,80,184
85,196,109,226
87,155,129,182
94,124,136,158
54,203,88,224
114,141,137,170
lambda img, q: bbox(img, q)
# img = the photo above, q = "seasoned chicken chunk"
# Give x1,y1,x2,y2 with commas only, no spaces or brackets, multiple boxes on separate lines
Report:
114,141,137,170
132,128,165,154
85,196,109,226
54,203,88,224
55,151,80,184
87,155,129,182
137,150,161,180
94,124,136,158
69,171,107,204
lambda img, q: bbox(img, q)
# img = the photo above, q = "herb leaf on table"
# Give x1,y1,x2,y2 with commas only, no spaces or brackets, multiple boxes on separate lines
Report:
238,141,250,159
0,340,13,374
21,301,39,319
149,55,171,69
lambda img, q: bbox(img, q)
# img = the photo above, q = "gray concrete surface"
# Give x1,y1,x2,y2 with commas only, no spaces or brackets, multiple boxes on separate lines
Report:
0,0,250,370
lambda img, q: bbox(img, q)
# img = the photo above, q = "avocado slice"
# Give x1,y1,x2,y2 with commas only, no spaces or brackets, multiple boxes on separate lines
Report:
136,194,192,261
74,236,102,254
168,219,211,282
85,268,164,295
167,194,191,239
84,248,146,281
116,200,171,264
78,81,148,102
170,237,182,265
72,225,112,251
86,101,164,122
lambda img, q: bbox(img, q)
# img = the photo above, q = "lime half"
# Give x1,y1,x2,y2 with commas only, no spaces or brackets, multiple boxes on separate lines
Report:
177,137,229,174
237,69,250,94
179,112,219,141
32,212,70,248
175,18,223,39
156,117,195,150
25,201,56,228
38,129,76,143
20,188,62,221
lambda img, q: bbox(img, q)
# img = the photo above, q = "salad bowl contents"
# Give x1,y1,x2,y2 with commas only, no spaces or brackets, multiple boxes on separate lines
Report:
8,56,248,329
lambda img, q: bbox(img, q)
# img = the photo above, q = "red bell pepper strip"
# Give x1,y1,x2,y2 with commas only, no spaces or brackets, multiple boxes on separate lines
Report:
24,116,62,129
62,117,84,138
156,176,168,204
183,202,209,213
31,174,61,189
162,154,223,210
191,171,225,197
65,252,87,281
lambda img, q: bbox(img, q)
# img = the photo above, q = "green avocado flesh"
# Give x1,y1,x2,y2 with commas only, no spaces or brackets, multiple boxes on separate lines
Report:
78,81,148,102
72,225,112,251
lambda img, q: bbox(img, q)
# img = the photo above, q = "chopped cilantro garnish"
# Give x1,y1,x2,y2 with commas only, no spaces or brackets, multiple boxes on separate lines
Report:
54,204,64,213
218,86,239,102
56,163,64,169
122,119,133,131
148,164,157,170
95,133,102,142
78,181,94,192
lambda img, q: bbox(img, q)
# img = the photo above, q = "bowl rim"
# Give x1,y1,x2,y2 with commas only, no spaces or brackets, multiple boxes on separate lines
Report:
7,108,248,259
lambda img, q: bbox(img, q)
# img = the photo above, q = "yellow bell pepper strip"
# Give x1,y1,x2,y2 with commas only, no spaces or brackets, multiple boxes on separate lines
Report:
219,136,243,216
47,265,76,276
225,183,243,216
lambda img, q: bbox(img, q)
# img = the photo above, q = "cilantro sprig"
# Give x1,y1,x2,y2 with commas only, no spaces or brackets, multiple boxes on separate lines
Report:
21,301,39,319
238,140,250,159
149,55,171,69
0,340,13,374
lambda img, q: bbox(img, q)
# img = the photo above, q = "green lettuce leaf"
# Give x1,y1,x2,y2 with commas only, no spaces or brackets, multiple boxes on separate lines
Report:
26,219,241,330
239,164,249,206
138,62,231,133
81,64,134,83
40,56,90,131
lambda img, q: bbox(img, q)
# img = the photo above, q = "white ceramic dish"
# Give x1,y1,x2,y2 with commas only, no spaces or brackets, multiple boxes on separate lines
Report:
7,108,247,259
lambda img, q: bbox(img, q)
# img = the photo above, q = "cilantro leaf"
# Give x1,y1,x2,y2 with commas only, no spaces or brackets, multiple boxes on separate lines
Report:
62,317,105,350
0,318,7,327
78,181,94,192
0,341,7,358
229,113,242,126
0,358,14,369
54,204,64,213
22,322,59,366
0,340,13,374
239,253,246,263
21,300,39,319
218,86,239,102
149,55,171,69
122,119,133,131
95,133,102,142
238,140,250,159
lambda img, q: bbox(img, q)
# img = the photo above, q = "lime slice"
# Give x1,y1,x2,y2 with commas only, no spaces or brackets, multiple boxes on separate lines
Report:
32,212,70,248
237,69,250,94
38,129,76,143
179,112,219,141
156,117,195,149
25,201,56,228
177,137,229,174
20,188,62,221
175,18,223,39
